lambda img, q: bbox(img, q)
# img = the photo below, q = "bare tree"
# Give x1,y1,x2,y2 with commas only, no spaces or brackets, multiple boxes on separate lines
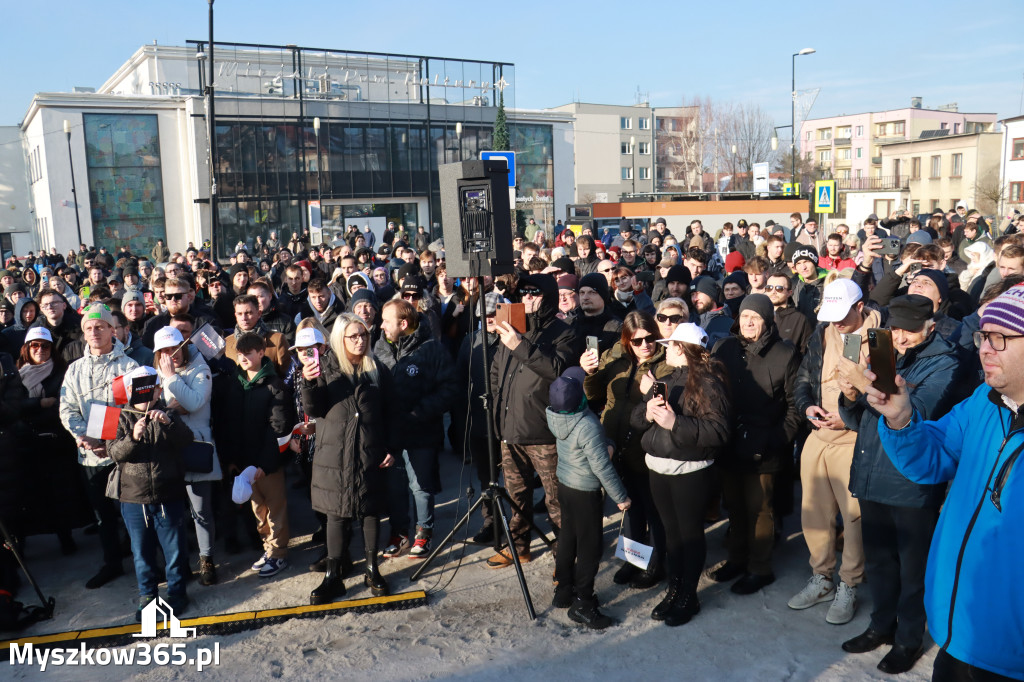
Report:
974,169,1006,215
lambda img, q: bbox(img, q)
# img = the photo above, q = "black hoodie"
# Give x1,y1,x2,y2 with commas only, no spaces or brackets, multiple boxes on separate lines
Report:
490,273,578,445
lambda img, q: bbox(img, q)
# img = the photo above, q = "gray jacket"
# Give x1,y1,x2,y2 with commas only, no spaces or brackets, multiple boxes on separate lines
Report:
545,406,627,503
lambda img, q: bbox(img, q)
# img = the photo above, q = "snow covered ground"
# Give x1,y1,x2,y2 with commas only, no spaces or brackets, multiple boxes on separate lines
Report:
6,451,937,681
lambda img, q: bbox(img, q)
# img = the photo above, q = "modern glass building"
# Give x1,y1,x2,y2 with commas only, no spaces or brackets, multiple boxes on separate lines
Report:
20,41,562,259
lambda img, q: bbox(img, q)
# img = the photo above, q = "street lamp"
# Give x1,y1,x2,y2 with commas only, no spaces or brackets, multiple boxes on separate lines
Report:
63,120,84,247
630,135,636,194
791,47,815,193
731,144,738,191
313,117,322,210
455,121,463,161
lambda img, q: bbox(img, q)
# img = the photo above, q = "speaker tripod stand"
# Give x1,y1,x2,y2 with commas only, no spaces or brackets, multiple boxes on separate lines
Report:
410,254,554,619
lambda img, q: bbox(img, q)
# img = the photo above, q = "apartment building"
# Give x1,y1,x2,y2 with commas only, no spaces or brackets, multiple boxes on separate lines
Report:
1001,114,1024,214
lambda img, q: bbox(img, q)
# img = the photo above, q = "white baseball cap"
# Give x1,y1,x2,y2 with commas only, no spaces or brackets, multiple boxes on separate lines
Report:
289,327,325,350
24,327,53,344
817,279,863,323
656,322,709,348
153,326,185,353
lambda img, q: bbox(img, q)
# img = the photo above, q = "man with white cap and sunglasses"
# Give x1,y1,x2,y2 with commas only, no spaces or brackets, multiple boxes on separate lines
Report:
789,278,880,625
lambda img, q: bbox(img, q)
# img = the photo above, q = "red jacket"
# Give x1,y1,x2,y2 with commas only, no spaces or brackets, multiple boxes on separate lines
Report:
819,255,856,271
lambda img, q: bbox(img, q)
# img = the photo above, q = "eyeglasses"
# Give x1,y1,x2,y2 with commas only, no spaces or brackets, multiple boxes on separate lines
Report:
655,313,685,324
28,342,50,350
629,335,655,347
766,285,790,292
519,288,542,298
165,292,187,301
973,330,1024,351
621,249,636,255
345,332,369,341
41,302,64,309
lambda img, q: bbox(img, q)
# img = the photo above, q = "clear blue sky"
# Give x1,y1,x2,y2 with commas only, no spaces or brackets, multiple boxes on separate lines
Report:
4,0,1023,131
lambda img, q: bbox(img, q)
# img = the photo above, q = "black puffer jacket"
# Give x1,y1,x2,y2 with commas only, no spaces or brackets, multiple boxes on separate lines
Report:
491,273,578,445
107,404,193,505
301,355,386,518
214,358,294,474
0,354,28,524
629,364,731,463
453,328,501,446
374,314,457,452
712,325,801,473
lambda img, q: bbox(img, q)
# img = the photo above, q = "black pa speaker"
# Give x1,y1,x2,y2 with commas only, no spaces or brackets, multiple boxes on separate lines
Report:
439,160,515,278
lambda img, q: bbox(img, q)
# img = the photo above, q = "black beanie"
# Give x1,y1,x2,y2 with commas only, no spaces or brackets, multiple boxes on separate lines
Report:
739,293,774,324
578,272,610,301
665,264,692,285
691,276,721,303
397,261,421,282
228,263,247,280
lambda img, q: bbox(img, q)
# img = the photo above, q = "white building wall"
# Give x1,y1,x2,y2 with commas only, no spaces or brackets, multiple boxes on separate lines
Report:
843,191,906,227
0,126,33,255
1002,119,1024,214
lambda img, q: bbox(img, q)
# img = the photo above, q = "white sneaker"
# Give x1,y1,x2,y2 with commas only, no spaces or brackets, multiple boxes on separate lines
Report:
826,582,857,624
787,574,835,610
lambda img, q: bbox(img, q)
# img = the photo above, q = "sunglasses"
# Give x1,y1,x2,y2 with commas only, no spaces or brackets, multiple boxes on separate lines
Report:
28,341,51,350
766,285,789,292
401,292,421,300
519,288,542,297
629,335,655,347
165,292,187,301
655,313,685,324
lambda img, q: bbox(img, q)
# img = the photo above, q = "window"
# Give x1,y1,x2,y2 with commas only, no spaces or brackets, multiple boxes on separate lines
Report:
930,155,941,178
932,199,942,211
837,169,851,180
805,151,812,161
856,169,863,178
818,128,833,140
638,117,650,130
1013,138,1024,160
819,149,832,163
951,153,963,177
620,116,632,130
837,126,852,138
954,123,961,134
621,167,633,180
638,141,650,155
911,157,921,179
621,142,632,154
639,167,650,180
894,121,905,135
912,200,920,214
856,147,863,159
876,123,886,136
806,131,812,141
855,125,864,137
838,148,851,160
940,122,949,130
1010,182,1024,203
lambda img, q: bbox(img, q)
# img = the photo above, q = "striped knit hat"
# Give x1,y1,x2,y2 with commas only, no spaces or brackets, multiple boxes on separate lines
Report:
980,284,1024,334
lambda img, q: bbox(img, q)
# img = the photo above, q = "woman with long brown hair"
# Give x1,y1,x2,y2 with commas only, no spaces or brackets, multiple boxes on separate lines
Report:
630,323,731,627
581,311,671,590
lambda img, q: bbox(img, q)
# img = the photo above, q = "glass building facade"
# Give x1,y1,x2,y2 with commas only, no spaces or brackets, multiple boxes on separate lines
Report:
189,42,557,258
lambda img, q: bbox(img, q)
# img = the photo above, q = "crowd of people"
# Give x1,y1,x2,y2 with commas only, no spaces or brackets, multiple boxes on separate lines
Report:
0,207,1022,680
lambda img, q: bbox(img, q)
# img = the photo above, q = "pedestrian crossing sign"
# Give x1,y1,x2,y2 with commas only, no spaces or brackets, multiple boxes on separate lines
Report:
814,180,836,214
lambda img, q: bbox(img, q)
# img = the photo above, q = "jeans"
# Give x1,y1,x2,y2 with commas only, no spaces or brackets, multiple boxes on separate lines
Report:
384,465,411,538
185,482,215,558
120,501,190,598
402,448,438,531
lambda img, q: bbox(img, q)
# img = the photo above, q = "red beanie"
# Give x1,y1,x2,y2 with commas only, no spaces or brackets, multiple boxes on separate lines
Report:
725,251,746,273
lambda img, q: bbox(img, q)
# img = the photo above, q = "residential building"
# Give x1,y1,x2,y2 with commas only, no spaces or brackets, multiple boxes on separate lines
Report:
799,98,997,184
1,126,33,260
1000,114,1024,215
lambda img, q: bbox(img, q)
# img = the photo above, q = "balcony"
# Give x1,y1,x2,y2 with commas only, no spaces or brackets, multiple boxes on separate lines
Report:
815,138,833,146
871,156,882,165
836,175,910,191
833,137,852,146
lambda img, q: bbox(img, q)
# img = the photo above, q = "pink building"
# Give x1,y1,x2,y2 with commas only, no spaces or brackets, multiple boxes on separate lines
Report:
799,99,997,190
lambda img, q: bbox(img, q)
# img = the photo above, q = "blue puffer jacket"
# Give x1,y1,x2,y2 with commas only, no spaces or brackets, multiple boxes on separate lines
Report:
840,332,959,507
545,406,627,503
878,384,1024,679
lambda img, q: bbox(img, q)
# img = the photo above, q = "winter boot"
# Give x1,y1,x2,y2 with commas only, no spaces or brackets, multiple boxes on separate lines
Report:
310,558,346,605
664,584,700,627
363,550,390,597
197,555,218,586
567,596,613,630
651,578,681,621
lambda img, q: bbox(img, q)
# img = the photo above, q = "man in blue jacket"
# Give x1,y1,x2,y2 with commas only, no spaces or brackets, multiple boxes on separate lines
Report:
869,285,1024,681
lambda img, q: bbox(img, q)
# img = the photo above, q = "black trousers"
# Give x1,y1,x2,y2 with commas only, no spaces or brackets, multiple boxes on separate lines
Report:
649,467,713,587
326,515,380,560
620,466,665,569
860,499,938,649
469,435,497,529
80,464,122,568
932,649,1018,682
554,484,603,601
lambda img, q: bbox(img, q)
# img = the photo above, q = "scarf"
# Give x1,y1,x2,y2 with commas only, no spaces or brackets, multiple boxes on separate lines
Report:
19,359,53,398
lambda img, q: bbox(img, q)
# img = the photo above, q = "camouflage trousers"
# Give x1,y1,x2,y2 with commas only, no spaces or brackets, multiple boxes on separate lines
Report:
500,442,561,554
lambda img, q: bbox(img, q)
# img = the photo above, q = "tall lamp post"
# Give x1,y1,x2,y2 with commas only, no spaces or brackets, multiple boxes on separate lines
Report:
630,135,636,194
790,48,815,192
63,120,84,247
731,144,738,191
313,117,322,206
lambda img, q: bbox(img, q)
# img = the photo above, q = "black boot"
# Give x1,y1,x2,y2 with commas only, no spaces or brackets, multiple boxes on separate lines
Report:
363,551,389,597
567,596,613,630
664,584,700,627
651,578,681,621
310,558,346,605
309,550,328,572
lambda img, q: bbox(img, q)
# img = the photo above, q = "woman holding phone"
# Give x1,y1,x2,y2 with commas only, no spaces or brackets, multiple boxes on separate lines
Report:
300,313,391,604
581,311,671,590
630,323,731,626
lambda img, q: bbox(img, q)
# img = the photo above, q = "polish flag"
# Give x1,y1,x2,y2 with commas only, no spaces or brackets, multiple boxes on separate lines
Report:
112,375,130,405
277,424,303,453
86,404,121,440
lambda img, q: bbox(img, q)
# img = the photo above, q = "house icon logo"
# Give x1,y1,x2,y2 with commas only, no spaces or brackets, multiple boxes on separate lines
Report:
133,597,197,638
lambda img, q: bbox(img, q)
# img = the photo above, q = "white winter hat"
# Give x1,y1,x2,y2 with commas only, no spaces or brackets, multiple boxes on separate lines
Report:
153,326,185,353
657,322,709,348
24,327,53,344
